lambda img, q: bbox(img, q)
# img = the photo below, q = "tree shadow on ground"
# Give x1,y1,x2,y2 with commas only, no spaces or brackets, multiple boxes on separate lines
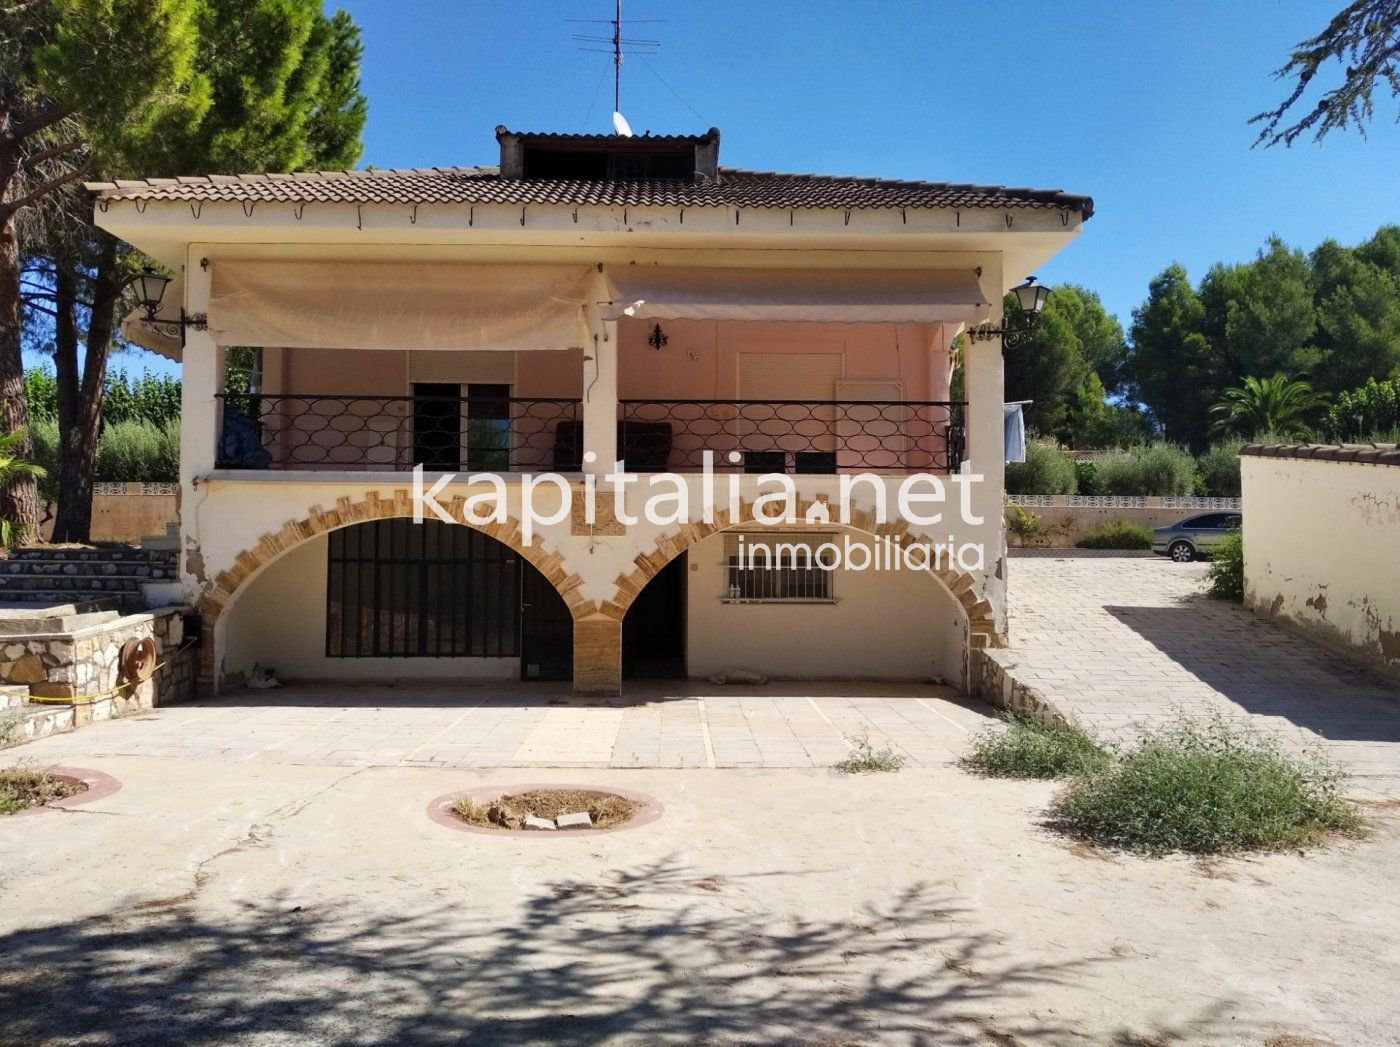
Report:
1105,596,1400,743
0,855,1258,1046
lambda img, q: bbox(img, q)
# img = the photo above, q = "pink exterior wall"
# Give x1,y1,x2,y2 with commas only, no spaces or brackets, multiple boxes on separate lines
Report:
251,325,955,471
616,319,953,401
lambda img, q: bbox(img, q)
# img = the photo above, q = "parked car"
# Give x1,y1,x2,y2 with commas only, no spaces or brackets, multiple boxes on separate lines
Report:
1152,512,1242,562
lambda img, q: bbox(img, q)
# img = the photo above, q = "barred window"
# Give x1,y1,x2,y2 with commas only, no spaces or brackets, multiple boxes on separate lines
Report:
723,533,835,603
327,519,519,658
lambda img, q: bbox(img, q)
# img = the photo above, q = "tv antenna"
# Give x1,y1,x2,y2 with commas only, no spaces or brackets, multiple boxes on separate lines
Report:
569,1,663,132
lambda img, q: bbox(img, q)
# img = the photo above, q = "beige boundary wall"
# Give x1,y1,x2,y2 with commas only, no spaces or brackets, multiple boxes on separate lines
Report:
39,482,179,544
1241,445,1400,677
1005,495,1241,548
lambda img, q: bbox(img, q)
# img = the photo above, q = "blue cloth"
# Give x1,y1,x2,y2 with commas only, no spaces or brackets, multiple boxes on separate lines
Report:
1003,404,1026,463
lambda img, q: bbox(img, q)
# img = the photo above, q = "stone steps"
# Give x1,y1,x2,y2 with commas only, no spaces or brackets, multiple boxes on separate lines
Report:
0,546,179,612
0,703,75,750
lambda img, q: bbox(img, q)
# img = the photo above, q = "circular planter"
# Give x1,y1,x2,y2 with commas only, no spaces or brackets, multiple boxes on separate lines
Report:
3,766,121,819
427,782,664,837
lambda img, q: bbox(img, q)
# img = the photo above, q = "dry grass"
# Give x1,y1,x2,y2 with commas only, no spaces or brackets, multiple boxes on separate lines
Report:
452,789,641,831
0,766,85,815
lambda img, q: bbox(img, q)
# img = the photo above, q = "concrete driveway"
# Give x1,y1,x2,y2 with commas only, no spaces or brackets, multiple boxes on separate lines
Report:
1001,555,1400,794
3,757,1399,1045
9,681,991,771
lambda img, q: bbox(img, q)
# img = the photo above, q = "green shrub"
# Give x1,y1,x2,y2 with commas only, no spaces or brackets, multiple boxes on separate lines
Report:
1005,440,1077,495
834,730,907,773
963,712,1112,779
27,416,61,504
1074,460,1104,495
1076,519,1154,549
94,419,180,483
1196,438,1245,497
1207,531,1244,600
1326,377,1400,442
1005,501,1043,541
1095,442,1197,496
1049,713,1364,855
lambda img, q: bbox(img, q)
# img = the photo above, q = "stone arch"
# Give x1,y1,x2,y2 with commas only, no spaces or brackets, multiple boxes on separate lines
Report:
599,497,999,649
195,489,595,686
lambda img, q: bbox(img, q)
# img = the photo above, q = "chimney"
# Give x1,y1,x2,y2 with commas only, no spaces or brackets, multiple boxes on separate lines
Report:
494,127,720,181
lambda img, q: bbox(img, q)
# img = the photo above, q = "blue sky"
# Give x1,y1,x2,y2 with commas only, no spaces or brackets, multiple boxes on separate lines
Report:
110,0,1400,376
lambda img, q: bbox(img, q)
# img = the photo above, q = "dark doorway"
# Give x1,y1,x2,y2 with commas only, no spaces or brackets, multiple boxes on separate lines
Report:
520,561,573,681
622,553,687,679
412,382,461,470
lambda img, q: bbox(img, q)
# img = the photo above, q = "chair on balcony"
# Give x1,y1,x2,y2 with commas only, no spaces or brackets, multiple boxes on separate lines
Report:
552,420,673,471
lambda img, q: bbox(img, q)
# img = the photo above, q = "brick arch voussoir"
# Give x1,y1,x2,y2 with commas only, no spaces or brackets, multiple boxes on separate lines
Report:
606,498,996,638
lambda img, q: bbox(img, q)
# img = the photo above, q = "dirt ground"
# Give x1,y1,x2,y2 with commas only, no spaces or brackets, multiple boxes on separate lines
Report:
1,757,1397,1046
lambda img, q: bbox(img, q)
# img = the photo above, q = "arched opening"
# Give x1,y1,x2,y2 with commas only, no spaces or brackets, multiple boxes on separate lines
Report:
615,524,969,686
220,517,574,686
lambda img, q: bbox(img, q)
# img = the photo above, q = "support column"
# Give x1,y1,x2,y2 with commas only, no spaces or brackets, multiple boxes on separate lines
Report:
581,269,617,476
180,249,222,692
964,258,1007,641
573,615,622,695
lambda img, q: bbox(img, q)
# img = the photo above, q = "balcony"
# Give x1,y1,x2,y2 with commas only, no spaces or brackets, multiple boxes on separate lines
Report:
215,393,964,474
215,393,580,472
619,400,963,473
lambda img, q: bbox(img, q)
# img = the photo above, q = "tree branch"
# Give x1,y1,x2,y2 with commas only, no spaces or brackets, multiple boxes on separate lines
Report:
0,154,92,218
21,139,83,169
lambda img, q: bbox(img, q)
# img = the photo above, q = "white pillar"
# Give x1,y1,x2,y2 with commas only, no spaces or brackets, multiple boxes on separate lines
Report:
581,269,617,475
964,259,1008,638
180,250,218,487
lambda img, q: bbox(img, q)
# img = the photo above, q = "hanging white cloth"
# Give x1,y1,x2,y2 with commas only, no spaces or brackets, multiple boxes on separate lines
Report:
1003,403,1027,463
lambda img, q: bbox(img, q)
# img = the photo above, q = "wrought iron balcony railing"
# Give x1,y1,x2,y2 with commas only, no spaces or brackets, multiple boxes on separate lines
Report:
215,393,580,471
214,394,965,474
619,400,964,473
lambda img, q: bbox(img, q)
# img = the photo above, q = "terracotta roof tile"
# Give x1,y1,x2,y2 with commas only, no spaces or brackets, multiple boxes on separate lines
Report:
1240,443,1400,467
87,165,1095,217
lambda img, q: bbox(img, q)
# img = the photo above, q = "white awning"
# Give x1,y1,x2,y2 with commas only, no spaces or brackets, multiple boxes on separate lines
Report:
208,261,594,350
602,266,990,324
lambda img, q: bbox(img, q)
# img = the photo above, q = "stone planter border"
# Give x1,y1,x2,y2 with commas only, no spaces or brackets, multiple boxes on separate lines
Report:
427,782,664,838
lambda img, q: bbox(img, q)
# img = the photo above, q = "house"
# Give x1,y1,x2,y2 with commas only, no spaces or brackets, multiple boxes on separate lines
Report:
89,126,1092,696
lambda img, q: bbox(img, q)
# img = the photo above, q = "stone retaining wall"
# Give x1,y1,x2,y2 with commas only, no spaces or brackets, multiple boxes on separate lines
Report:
968,647,1067,727
0,608,199,724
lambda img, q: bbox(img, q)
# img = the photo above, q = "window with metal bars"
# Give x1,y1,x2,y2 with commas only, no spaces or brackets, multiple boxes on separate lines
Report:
724,536,835,603
326,519,519,657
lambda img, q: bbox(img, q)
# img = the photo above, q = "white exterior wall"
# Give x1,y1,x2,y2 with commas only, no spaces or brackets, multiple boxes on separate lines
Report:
223,534,518,682
684,528,965,682
1242,453,1400,676
197,473,998,687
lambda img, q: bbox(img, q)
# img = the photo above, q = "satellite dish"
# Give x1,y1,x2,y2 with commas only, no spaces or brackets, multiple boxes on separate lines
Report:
612,111,634,137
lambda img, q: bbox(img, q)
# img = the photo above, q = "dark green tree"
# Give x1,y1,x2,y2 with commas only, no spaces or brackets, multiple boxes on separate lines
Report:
1127,264,1218,450
27,0,366,541
1003,283,1127,439
2,0,207,541
1198,237,1317,382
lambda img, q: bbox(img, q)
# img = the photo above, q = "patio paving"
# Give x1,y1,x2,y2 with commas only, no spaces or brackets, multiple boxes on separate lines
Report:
7,681,993,770
1003,556,1400,794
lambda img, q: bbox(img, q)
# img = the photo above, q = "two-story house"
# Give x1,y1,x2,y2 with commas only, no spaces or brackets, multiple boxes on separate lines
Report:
90,126,1092,696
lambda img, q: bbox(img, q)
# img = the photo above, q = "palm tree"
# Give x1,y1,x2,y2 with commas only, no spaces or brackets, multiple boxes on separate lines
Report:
0,429,47,547
1210,374,1329,440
